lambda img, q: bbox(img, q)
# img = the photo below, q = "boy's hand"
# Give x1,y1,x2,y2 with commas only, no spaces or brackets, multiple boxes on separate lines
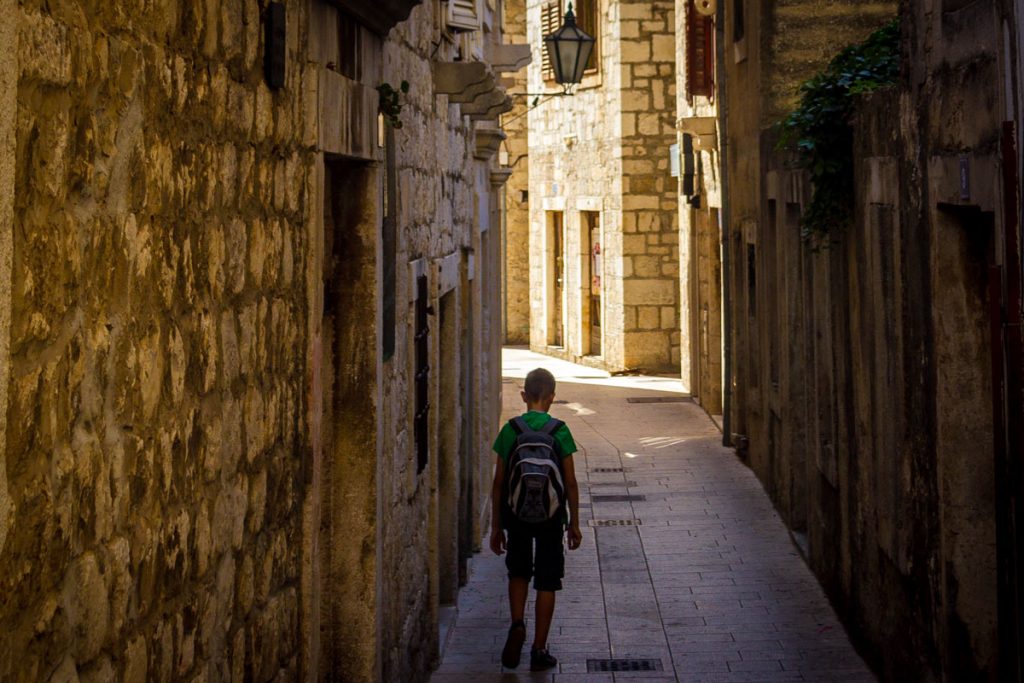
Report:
489,527,506,556
567,524,583,550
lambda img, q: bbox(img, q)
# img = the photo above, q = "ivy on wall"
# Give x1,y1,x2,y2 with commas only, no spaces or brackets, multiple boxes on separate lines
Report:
778,20,900,244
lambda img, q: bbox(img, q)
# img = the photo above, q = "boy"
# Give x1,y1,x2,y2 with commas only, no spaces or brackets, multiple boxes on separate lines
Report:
489,367,583,672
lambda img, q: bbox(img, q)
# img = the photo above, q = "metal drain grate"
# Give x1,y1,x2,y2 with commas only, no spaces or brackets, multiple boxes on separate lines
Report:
587,658,663,672
590,519,642,527
591,494,646,502
590,467,624,473
626,396,693,403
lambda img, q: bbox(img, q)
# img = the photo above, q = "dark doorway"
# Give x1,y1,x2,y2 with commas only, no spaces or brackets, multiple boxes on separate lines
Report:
583,211,602,356
548,211,565,347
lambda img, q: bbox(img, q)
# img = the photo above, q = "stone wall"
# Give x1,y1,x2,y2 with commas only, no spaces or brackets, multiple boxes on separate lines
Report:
0,0,508,681
526,0,678,373
619,0,680,372
1,1,313,680
724,1,1015,680
502,0,531,344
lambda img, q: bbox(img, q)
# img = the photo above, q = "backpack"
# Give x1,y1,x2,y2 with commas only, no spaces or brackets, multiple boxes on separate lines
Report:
505,416,566,525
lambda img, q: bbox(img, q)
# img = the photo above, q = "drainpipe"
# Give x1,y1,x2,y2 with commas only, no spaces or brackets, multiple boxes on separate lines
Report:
716,0,733,448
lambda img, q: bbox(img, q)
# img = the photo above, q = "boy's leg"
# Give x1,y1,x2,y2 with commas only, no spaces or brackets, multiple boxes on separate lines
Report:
502,526,532,668
508,577,529,622
531,523,565,651
533,590,556,649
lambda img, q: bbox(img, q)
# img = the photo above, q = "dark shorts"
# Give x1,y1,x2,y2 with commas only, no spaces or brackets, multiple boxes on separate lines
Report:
504,521,565,592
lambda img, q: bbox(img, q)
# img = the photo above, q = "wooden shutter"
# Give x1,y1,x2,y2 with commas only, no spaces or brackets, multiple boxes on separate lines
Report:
686,2,714,98
447,0,480,32
541,1,561,81
576,0,598,72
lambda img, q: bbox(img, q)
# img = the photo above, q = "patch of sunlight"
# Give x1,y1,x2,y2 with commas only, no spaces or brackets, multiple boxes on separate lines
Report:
638,436,689,449
562,402,596,416
624,452,640,458
501,347,689,395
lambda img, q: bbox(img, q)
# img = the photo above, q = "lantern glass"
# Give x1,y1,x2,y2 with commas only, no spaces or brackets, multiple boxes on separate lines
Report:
543,4,596,85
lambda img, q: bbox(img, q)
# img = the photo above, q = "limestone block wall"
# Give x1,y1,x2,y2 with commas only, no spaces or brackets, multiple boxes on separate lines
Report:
0,1,506,681
1,1,314,681
374,3,506,680
619,0,679,373
526,0,678,373
527,0,624,367
501,0,532,344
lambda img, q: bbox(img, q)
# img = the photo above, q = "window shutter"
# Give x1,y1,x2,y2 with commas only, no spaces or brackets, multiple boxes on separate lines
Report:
577,0,598,72
447,0,481,32
686,2,714,98
541,1,560,81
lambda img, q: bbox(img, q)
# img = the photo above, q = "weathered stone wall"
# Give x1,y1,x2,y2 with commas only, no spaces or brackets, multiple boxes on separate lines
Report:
526,0,678,373
0,0,508,681
619,0,680,373
725,1,1010,680
502,0,531,344
377,7,480,675
1,1,313,681
723,0,896,469
0,0,15,564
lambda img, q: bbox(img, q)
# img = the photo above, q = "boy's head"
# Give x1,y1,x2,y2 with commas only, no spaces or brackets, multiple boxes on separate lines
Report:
522,368,556,406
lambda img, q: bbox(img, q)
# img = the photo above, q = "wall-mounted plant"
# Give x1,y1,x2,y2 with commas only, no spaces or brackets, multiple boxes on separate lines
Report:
777,20,900,246
378,81,410,129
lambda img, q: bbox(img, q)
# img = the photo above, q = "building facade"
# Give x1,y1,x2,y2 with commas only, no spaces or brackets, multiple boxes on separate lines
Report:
0,0,522,681
522,0,680,373
674,0,724,416
501,1,532,345
721,0,1023,680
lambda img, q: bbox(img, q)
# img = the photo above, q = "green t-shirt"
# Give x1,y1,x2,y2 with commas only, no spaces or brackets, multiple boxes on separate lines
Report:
493,411,577,462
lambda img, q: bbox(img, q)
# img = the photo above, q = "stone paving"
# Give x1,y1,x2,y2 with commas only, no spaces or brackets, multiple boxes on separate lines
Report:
431,348,876,683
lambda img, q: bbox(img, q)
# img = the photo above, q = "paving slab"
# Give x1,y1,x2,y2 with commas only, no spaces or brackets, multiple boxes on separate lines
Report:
432,348,874,682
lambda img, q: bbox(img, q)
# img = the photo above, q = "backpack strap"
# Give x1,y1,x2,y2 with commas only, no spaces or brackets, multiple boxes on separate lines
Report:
510,416,533,435
540,418,564,436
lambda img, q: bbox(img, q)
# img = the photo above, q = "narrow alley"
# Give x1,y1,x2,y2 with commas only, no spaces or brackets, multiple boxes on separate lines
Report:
433,349,872,682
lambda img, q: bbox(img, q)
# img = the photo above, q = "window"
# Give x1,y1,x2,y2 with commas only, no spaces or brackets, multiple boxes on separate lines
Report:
575,0,599,73
447,0,481,32
541,2,561,81
686,1,714,99
414,274,430,473
541,0,599,81
732,0,745,42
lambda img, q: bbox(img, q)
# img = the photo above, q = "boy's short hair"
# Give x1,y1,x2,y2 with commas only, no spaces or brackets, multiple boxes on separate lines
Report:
524,368,556,402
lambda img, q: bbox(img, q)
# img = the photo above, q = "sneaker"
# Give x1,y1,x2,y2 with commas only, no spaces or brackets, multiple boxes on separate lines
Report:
529,647,557,672
500,620,526,668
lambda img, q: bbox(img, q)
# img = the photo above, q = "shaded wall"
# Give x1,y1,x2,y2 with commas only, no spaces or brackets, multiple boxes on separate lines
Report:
725,1,1012,680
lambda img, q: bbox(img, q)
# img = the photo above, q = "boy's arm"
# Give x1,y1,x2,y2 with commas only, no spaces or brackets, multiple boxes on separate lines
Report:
562,454,582,549
489,455,506,555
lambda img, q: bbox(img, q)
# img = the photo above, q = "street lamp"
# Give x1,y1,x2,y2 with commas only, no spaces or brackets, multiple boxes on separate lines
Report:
543,3,596,88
